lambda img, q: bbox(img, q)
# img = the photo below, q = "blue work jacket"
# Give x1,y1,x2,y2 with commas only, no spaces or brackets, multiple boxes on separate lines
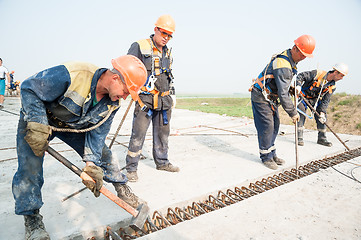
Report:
20,62,120,164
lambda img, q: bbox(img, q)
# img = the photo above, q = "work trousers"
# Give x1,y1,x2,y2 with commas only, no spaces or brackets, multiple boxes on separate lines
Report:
12,113,126,216
297,99,327,140
126,103,171,172
251,97,279,162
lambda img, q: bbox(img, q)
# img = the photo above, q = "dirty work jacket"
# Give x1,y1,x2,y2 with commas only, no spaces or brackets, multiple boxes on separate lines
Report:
296,70,335,114
252,49,298,117
20,62,120,164
128,34,174,110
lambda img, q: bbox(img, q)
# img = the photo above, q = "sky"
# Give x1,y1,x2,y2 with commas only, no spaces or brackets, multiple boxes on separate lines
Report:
1,0,361,95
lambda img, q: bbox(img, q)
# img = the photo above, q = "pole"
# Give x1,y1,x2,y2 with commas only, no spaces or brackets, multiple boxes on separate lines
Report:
294,86,299,176
298,94,350,151
109,99,134,149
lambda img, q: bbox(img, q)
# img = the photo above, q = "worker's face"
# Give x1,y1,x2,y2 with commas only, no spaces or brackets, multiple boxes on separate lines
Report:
332,71,345,82
0,60,2,66
109,75,130,101
153,27,172,48
291,46,307,63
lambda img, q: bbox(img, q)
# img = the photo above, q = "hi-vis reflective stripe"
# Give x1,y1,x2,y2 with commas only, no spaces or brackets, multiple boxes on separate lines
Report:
259,145,276,154
127,149,142,158
318,128,327,132
63,62,98,107
137,39,162,76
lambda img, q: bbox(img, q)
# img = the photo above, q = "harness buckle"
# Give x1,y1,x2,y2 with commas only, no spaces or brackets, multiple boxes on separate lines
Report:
146,75,157,91
140,105,148,112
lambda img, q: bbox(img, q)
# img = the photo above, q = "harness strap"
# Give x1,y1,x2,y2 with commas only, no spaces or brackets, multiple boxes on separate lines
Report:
139,87,169,109
248,74,274,92
162,110,168,125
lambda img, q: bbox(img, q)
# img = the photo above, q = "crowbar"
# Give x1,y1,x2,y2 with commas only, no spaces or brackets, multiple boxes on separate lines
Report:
109,99,134,149
298,94,350,151
63,99,135,202
46,146,149,231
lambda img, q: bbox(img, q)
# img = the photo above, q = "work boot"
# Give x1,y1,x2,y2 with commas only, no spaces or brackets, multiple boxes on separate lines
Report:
156,163,180,172
263,159,278,170
126,171,138,182
273,156,285,166
24,210,50,240
298,139,304,146
113,183,142,208
317,139,332,147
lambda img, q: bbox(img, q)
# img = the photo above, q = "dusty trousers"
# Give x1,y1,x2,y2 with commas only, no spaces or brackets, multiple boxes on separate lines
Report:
126,103,171,172
12,113,127,215
251,91,280,162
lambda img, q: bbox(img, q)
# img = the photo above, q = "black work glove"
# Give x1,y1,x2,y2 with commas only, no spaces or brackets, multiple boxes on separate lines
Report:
24,122,52,157
82,165,104,197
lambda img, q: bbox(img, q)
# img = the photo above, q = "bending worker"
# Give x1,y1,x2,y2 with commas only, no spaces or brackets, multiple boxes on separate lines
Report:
250,35,315,170
125,14,179,182
296,63,348,147
12,55,147,240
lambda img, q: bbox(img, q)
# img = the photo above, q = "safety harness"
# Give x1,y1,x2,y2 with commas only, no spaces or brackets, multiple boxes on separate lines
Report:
300,70,335,99
298,70,335,119
136,38,173,124
249,51,297,108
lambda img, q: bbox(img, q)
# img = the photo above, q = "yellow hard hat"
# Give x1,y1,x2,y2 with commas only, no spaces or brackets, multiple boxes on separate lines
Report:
155,15,175,34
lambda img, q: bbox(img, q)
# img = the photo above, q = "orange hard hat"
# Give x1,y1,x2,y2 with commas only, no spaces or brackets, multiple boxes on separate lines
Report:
111,55,147,101
155,15,175,34
11,71,15,74
294,35,316,58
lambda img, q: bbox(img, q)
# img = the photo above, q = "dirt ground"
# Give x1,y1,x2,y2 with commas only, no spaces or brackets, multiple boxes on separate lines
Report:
279,94,361,136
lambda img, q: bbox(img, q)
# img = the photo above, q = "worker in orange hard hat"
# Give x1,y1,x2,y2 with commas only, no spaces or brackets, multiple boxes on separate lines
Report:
125,14,178,182
12,55,147,239
249,34,315,170
7,70,18,96
296,63,348,147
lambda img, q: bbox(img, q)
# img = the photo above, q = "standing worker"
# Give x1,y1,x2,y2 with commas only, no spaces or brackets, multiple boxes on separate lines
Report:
8,71,19,96
250,35,316,170
296,63,348,147
12,55,147,240
0,58,11,109
125,14,179,182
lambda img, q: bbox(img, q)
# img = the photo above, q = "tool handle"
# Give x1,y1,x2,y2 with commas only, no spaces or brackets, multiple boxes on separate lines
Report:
298,95,350,151
46,146,139,217
109,99,134,149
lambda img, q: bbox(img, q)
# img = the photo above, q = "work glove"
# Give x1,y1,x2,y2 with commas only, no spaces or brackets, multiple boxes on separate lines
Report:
319,112,326,124
82,165,104,197
24,122,52,157
171,95,177,108
291,113,300,124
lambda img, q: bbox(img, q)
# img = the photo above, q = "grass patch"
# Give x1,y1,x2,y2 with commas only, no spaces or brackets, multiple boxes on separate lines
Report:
338,99,352,106
357,123,361,130
176,98,253,118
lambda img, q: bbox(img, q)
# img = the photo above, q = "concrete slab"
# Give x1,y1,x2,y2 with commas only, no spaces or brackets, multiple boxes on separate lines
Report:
0,97,360,239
